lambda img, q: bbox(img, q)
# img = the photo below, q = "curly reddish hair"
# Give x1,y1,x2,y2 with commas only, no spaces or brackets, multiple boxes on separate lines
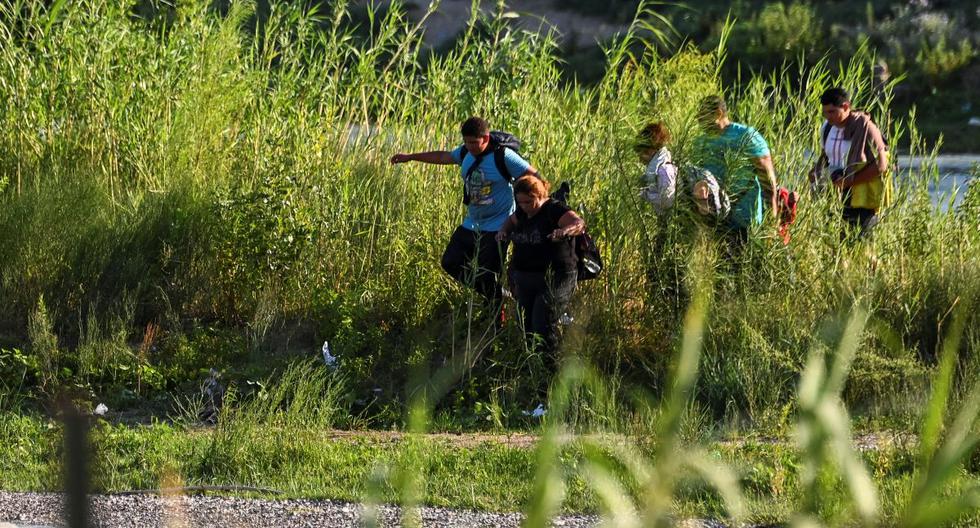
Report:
636,121,671,151
513,175,551,200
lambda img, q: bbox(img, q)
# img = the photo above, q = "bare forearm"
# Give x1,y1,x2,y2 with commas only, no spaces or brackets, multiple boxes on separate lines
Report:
844,149,887,188
561,221,585,237
391,151,456,165
755,156,779,217
767,171,778,213
557,211,585,236
496,215,517,242
809,156,828,183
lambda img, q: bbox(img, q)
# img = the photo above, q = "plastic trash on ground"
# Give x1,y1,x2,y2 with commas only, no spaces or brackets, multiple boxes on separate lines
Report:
322,341,338,369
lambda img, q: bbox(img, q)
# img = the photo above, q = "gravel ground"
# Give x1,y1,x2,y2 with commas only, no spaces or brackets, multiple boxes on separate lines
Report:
0,491,604,528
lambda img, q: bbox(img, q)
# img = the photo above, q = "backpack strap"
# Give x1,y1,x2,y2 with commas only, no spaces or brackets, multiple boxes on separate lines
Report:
819,122,833,171
494,146,542,184
465,151,486,179
493,147,513,182
466,146,513,183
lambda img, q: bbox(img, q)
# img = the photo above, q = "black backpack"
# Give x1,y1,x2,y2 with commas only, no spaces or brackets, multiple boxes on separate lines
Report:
462,131,523,205
550,182,603,281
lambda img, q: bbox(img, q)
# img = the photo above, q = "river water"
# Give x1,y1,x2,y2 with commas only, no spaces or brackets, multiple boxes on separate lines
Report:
899,155,978,211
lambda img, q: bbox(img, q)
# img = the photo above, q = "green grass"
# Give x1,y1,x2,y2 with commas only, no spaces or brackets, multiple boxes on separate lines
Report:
0,0,976,428
0,1,978,524
1,412,977,524
2,299,978,525
0,413,534,510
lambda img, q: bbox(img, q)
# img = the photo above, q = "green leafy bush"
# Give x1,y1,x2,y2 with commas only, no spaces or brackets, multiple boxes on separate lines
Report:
916,35,977,85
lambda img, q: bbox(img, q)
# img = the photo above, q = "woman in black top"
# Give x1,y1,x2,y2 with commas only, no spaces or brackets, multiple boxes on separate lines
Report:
496,176,585,355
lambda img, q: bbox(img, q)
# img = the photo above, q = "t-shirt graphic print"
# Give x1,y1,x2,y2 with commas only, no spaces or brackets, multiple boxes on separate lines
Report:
451,145,531,232
465,166,494,206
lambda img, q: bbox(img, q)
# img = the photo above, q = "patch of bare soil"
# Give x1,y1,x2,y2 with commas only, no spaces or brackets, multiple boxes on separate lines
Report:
322,429,541,448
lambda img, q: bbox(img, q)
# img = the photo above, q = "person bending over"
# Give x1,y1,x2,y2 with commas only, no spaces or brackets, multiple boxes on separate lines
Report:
390,116,538,308
636,121,678,214
694,95,778,243
496,176,585,359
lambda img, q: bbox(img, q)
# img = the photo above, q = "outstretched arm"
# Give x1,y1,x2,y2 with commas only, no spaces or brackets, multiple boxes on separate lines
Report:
390,151,456,165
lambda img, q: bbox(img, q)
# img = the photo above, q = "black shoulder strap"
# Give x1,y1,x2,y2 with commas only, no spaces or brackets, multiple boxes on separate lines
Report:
821,122,831,144
493,147,512,182
465,151,484,179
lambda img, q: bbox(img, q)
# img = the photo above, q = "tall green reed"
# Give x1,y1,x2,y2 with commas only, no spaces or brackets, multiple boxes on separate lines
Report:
523,253,743,528
0,0,975,426
518,292,978,526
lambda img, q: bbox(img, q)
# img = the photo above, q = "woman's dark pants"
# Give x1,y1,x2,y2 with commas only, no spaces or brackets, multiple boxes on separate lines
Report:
510,269,577,359
842,207,878,239
441,226,508,306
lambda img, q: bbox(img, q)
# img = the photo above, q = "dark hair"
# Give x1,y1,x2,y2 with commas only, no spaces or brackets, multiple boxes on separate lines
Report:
698,95,727,118
820,87,850,107
513,175,550,200
461,116,490,137
636,122,670,151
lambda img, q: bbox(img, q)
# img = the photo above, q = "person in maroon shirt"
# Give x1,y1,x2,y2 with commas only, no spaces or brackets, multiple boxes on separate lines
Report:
496,176,585,359
809,87,890,238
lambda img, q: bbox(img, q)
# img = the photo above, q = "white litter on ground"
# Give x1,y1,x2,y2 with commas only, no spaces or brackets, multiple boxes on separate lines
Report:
321,341,337,369
522,404,547,418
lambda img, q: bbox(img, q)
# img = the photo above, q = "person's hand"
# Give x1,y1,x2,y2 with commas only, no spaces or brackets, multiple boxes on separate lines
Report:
496,230,509,242
548,228,567,240
390,153,412,164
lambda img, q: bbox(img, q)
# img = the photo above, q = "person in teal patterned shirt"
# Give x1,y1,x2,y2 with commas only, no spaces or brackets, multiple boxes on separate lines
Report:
694,95,778,242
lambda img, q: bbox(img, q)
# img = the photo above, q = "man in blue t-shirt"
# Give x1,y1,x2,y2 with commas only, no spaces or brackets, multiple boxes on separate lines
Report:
693,95,778,240
390,116,538,307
